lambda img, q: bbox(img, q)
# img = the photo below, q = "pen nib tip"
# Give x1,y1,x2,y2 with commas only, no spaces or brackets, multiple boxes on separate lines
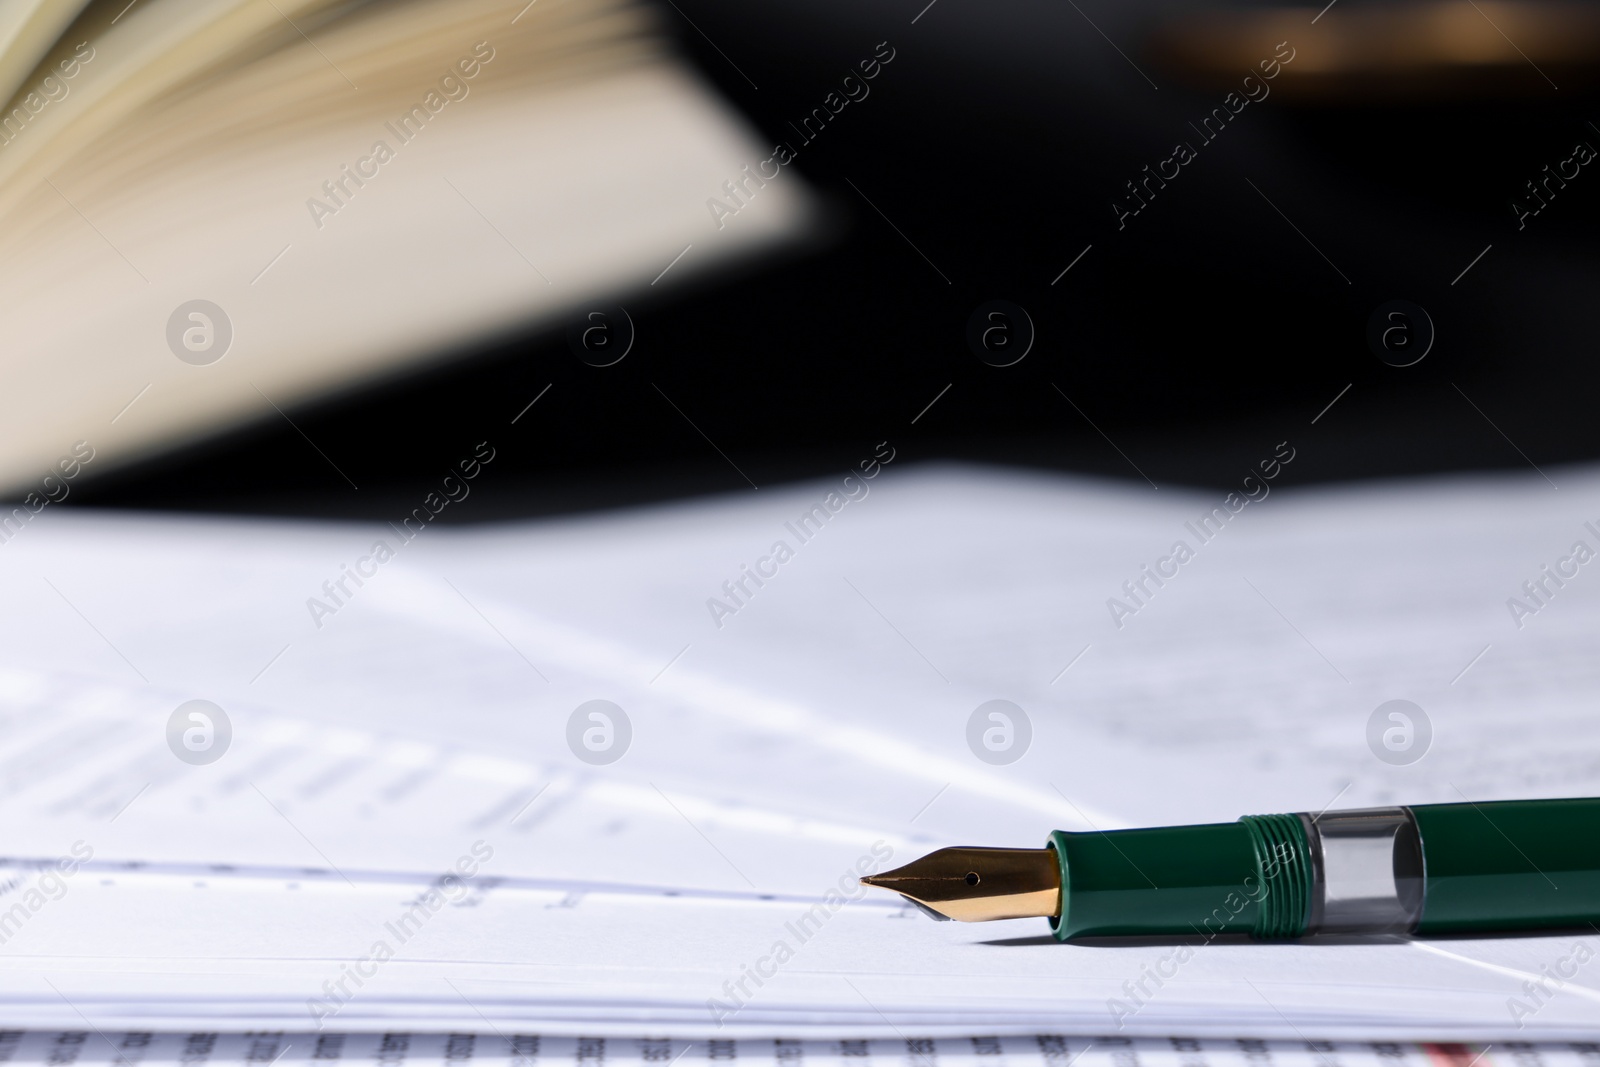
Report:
856,846,1061,923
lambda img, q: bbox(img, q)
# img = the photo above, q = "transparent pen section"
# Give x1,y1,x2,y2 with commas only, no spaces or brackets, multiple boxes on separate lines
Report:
1297,807,1424,934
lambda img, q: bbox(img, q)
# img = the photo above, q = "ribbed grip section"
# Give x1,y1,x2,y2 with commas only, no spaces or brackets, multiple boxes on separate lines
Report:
1238,813,1313,939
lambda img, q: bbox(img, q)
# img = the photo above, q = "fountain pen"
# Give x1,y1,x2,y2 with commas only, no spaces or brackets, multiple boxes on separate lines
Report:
860,797,1600,940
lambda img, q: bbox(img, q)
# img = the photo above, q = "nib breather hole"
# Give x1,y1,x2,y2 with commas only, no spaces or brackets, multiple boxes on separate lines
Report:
965,872,980,886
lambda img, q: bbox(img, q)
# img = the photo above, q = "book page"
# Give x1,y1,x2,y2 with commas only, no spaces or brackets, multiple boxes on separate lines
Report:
0,0,811,490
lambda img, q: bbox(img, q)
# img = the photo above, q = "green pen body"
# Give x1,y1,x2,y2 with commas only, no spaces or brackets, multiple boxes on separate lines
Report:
1045,797,1600,941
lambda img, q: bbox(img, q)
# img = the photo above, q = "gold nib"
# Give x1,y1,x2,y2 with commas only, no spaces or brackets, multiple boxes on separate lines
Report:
859,846,1061,922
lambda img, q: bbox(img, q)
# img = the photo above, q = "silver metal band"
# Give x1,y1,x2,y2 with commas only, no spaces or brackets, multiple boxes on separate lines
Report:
1297,806,1424,934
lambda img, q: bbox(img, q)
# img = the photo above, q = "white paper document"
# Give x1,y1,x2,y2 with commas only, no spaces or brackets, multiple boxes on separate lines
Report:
0,463,1598,1038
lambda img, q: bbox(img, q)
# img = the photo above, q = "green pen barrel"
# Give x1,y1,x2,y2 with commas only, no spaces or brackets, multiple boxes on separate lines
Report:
1047,813,1313,941
1044,798,1600,942
1413,797,1600,934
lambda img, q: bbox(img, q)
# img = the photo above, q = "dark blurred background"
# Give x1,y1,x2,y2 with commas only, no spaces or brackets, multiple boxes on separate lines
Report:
73,0,1600,520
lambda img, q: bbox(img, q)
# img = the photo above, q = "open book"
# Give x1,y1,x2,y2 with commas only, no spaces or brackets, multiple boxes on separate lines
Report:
0,0,810,493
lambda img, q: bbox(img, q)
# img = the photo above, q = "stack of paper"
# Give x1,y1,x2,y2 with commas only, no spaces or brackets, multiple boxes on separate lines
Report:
0,462,1597,1038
